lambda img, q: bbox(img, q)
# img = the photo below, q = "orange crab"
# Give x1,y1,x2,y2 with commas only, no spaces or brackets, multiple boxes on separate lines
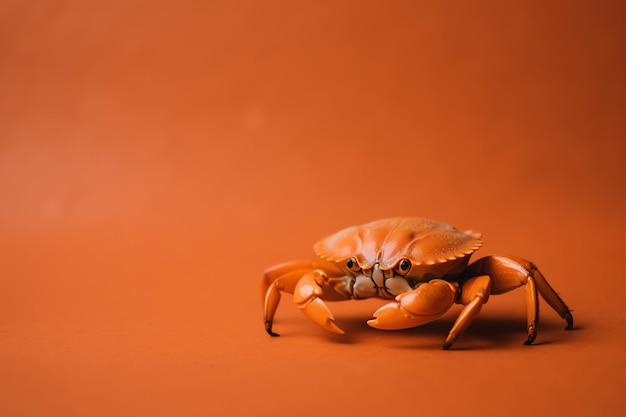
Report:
261,217,573,349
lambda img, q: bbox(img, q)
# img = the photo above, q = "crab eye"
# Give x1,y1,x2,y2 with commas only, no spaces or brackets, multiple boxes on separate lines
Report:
396,259,411,275
346,257,360,272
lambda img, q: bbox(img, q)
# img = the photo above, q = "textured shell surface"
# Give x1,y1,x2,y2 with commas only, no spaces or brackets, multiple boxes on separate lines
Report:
313,217,483,269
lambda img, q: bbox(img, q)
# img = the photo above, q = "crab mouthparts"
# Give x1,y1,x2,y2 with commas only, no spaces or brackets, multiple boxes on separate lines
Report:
371,264,387,289
352,264,411,299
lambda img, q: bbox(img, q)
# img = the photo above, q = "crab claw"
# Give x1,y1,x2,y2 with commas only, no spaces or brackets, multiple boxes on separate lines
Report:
298,298,344,334
368,279,458,330
294,270,345,334
368,303,446,330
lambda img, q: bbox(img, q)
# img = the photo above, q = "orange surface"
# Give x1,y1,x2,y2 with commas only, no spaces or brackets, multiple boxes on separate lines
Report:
1,1,625,416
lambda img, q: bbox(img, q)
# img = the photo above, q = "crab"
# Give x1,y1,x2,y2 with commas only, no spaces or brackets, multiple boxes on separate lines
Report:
262,217,573,349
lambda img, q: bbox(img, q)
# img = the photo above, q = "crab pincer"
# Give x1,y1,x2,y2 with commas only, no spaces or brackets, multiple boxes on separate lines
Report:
368,279,458,330
293,270,345,334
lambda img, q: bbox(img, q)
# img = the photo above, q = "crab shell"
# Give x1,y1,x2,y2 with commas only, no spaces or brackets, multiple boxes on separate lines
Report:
313,217,483,274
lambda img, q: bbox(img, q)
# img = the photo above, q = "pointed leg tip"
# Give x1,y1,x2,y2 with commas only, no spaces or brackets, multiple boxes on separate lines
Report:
442,335,455,350
524,334,536,345
564,313,574,330
265,322,280,337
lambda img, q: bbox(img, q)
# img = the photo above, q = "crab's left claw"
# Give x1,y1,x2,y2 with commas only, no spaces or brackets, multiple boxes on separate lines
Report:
294,271,345,334
368,303,446,330
368,279,458,330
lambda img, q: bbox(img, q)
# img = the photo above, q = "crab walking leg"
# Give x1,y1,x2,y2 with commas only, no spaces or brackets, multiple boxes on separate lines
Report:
442,275,491,349
529,262,574,330
523,275,539,345
367,279,458,330
262,261,319,336
464,255,574,345
263,280,282,336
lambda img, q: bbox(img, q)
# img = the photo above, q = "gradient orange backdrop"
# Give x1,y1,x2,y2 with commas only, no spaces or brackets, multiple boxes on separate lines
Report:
1,1,625,416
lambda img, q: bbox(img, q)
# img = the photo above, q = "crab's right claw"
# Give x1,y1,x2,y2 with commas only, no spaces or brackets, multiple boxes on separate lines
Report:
294,271,345,334
368,279,457,330
297,297,344,334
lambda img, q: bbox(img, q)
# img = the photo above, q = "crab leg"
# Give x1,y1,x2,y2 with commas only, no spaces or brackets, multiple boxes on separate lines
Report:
442,275,491,349
463,255,573,346
262,261,319,336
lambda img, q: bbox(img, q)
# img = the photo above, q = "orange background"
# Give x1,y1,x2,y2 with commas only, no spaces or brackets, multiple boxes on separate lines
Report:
1,1,625,416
